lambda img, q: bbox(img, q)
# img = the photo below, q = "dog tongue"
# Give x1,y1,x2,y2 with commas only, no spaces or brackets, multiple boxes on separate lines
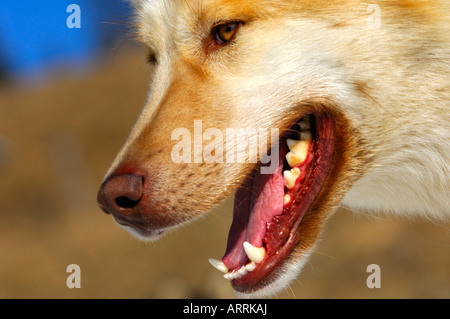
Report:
222,150,286,270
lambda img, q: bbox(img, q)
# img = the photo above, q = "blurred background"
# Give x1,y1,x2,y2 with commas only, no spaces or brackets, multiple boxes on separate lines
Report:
0,0,449,299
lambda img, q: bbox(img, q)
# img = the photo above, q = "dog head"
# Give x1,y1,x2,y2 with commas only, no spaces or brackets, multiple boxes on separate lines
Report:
97,0,448,297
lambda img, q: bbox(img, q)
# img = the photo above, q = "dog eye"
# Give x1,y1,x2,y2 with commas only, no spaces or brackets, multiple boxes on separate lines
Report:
213,22,242,45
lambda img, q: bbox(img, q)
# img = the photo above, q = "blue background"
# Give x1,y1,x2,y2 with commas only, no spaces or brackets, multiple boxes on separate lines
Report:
0,0,133,84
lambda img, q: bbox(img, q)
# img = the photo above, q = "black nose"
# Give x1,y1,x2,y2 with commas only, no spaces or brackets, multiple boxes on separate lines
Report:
97,173,144,217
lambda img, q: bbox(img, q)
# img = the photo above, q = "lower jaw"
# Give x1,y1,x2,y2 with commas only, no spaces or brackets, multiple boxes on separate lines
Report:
227,112,335,294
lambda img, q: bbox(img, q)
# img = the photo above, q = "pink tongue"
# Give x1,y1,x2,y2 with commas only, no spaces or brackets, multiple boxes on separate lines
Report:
222,152,285,270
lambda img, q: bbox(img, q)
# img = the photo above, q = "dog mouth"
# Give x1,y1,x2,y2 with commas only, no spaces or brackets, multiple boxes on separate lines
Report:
209,112,335,295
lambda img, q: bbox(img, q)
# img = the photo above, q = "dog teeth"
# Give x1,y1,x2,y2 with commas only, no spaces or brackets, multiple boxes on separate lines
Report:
221,117,314,283
284,167,301,190
223,262,257,281
284,193,292,205
237,267,247,276
245,262,257,272
208,258,229,274
286,139,310,167
218,244,265,281
286,151,304,168
299,116,311,131
286,139,301,150
299,130,312,141
243,241,266,263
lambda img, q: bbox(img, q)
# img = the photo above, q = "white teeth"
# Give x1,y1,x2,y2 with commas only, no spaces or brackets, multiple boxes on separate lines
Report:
285,152,301,168
284,167,301,190
299,130,312,141
243,241,266,263
223,262,257,281
221,245,263,282
245,262,256,272
285,139,310,167
224,273,234,280
286,138,297,150
299,116,311,131
284,193,292,205
208,258,229,274
237,267,248,276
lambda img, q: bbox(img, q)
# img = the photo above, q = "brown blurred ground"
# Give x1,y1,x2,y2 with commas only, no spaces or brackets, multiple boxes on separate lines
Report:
0,48,449,299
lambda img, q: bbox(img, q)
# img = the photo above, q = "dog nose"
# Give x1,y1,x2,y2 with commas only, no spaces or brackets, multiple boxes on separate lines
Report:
97,173,144,217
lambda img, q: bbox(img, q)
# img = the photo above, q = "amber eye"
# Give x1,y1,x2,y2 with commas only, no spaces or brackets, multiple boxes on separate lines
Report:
213,22,241,45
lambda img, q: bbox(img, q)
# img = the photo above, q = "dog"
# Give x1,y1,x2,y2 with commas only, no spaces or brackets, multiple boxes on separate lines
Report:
97,0,450,298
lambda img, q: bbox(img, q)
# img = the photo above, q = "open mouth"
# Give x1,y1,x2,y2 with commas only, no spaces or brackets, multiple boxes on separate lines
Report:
209,112,335,295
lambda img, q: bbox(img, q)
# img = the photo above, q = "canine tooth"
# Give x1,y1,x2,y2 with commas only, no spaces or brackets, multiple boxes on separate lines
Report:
243,241,266,263
284,167,301,189
208,258,229,274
